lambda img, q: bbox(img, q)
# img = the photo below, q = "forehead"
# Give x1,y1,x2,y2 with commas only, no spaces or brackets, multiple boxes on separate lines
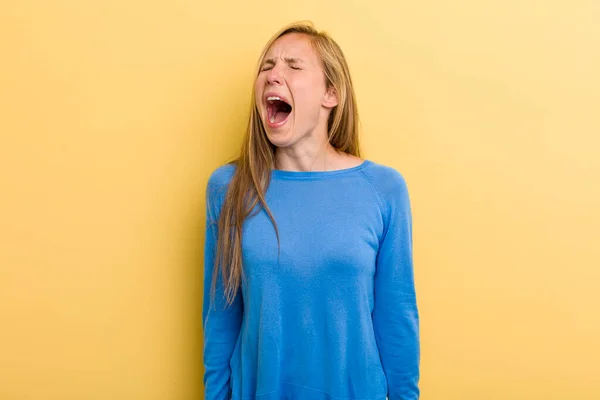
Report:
264,33,320,64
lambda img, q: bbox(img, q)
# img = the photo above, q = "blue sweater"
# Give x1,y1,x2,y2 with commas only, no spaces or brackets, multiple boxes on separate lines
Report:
203,160,420,400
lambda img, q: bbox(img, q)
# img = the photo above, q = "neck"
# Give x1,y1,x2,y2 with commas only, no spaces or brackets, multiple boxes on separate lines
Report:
275,120,340,172
274,134,340,172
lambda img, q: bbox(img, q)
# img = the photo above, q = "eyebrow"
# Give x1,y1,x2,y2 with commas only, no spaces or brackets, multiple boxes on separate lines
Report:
263,57,305,65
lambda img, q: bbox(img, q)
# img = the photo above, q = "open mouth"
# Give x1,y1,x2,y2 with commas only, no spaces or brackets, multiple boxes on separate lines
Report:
266,96,292,126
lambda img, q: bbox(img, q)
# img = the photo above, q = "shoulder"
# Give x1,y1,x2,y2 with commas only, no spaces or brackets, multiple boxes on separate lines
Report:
205,162,237,220
207,162,237,189
362,160,410,202
205,162,237,212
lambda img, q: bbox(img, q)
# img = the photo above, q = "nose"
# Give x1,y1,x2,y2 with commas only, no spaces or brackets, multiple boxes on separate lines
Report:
266,65,283,85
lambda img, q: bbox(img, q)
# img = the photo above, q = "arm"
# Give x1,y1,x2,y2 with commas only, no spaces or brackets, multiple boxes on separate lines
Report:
202,180,243,400
372,173,420,400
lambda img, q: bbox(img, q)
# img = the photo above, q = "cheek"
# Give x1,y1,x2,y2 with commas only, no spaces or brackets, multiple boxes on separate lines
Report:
292,83,325,115
254,77,265,100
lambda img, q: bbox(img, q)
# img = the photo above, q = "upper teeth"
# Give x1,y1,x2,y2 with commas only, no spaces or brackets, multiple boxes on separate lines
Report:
267,96,281,102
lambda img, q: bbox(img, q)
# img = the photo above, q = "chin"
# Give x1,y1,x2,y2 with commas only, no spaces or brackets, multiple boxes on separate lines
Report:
265,132,296,149
263,121,296,148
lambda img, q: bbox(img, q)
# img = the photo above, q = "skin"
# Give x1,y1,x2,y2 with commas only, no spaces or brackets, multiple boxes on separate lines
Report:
254,32,363,172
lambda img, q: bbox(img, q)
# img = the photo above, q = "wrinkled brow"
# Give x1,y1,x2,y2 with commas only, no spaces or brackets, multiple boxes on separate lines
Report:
263,57,305,65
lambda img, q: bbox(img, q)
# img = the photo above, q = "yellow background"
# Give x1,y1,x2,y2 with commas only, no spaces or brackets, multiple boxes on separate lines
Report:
1,0,599,399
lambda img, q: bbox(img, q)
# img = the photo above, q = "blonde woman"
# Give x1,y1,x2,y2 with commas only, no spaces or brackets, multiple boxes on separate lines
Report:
203,21,420,400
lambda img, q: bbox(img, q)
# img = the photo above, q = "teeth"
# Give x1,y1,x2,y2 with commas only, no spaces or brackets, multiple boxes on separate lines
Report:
267,96,281,103
270,114,275,123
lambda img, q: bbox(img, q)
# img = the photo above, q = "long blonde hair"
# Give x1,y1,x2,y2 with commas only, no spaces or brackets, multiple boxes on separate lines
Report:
212,21,361,306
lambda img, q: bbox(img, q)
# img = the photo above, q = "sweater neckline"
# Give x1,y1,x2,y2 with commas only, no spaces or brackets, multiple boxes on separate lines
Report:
271,160,373,180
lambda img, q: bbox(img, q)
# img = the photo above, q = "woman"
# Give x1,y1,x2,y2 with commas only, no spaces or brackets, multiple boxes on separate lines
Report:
203,21,420,400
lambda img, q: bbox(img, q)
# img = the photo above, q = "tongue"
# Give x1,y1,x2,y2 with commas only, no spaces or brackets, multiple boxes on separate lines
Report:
273,109,289,124
268,101,291,124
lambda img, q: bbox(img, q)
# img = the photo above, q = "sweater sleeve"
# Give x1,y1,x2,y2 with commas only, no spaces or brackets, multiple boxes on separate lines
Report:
372,172,420,400
202,173,243,400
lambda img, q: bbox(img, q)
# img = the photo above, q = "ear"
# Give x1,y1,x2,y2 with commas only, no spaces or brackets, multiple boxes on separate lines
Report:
322,86,339,109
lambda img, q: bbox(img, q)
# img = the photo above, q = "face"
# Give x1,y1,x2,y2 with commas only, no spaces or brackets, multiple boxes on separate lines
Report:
254,33,338,149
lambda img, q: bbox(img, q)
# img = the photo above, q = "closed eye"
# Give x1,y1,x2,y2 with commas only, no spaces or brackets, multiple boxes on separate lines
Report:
290,65,302,70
